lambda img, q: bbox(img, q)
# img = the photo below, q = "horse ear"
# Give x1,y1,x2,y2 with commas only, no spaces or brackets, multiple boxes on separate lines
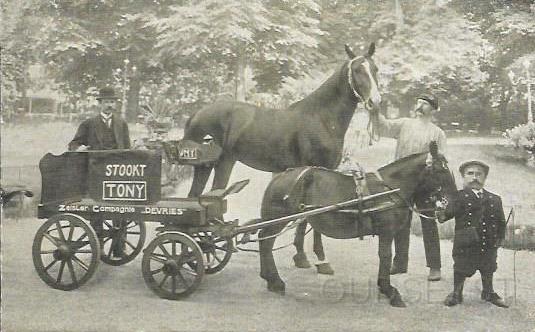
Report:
429,140,438,157
367,42,376,57
345,44,356,59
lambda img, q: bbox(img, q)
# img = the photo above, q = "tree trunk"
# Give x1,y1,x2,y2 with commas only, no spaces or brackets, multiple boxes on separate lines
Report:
235,52,247,102
478,96,493,134
127,75,141,122
395,0,404,31
498,90,511,131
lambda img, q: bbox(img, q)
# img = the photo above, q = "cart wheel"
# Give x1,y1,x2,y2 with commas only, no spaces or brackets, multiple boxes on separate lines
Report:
100,220,146,266
32,213,101,291
142,232,205,300
192,232,233,274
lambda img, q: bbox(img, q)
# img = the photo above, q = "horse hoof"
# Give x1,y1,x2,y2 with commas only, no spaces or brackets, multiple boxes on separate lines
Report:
390,295,406,308
293,253,311,269
267,280,286,295
389,288,406,308
316,262,334,275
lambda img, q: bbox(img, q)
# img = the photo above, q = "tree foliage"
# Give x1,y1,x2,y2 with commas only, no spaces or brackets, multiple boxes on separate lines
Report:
3,0,534,131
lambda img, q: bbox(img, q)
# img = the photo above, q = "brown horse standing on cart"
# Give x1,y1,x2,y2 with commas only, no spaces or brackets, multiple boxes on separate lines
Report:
184,43,381,274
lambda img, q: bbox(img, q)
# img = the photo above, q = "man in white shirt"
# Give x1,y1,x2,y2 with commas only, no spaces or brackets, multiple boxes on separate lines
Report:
377,93,446,281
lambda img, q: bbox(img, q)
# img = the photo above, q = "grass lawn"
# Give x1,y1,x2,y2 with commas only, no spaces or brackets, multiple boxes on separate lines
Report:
1,121,534,230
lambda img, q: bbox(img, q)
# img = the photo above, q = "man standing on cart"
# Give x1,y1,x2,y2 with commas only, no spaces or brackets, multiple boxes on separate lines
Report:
68,87,131,151
376,92,446,281
68,86,131,259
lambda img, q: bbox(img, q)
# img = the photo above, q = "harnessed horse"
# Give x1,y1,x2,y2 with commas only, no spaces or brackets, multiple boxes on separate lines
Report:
258,141,457,307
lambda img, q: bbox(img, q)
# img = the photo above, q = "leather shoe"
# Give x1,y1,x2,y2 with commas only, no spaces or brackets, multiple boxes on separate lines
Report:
427,268,441,281
444,292,463,306
482,292,509,308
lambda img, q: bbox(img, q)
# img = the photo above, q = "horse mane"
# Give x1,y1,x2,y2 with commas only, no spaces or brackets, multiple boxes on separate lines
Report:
377,152,428,191
286,61,349,113
378,152,427,174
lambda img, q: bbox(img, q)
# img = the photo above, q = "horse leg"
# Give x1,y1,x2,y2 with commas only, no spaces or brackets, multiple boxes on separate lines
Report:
188,165,212,197
377,231,406,307
211,156,235,190
292,221,311,268
259,224,287,295
313,230,334,275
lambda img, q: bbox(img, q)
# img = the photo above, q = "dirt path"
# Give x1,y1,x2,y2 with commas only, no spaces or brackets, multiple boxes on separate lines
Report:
2,163,535,332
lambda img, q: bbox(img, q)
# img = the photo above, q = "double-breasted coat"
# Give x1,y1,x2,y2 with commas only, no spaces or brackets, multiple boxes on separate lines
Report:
442,188,506,276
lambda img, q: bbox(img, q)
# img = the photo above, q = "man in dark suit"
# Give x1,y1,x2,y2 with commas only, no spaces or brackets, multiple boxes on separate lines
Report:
68,87,130,151
437,160,508,308
68,87,130,259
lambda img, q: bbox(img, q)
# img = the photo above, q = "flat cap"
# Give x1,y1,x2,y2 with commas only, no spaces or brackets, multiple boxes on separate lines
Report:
417,93,439,110
459,160,489,175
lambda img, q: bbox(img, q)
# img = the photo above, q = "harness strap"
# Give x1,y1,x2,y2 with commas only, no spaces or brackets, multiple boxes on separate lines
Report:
347,58,364,102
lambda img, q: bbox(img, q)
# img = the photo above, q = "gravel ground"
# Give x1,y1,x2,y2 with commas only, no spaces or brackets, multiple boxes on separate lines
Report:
2,122,534,331
2,163,535,332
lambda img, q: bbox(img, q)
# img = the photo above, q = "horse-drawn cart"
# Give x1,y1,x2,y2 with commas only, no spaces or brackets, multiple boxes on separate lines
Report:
33,142,400,300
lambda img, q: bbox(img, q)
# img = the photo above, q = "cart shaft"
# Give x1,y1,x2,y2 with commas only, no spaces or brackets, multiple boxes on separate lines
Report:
234,188,400,235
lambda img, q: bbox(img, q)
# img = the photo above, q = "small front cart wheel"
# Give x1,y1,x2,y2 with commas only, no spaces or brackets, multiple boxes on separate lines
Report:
32,213,101,291
99,220,146,266
142,232,205,300
192,232,233,274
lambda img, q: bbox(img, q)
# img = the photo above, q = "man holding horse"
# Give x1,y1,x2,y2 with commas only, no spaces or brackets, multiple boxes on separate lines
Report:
377,93,446,281
437,160,508,308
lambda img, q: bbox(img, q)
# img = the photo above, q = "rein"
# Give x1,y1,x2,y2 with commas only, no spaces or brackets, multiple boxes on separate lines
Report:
382,183,442,221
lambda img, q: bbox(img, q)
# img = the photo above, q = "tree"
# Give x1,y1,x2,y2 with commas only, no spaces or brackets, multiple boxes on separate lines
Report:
450,0,535,130
147,0,325,101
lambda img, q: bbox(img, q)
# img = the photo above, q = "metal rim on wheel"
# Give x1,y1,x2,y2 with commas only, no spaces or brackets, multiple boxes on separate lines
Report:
32,213,101,291
141,232,205,300
99,220,146,266
192,232,232,274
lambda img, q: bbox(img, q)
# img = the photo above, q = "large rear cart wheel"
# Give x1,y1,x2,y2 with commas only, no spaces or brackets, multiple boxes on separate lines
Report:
192,232,233,274
142,232,205,300
99,220,146,266
32,213,101,291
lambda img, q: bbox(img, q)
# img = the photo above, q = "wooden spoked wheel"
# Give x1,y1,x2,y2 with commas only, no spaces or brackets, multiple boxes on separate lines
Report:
99,220,146,266
32,213,101,291
141,232,205,300
191,232,233,274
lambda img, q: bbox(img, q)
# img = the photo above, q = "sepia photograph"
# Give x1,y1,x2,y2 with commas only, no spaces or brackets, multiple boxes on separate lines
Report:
1,0,534,331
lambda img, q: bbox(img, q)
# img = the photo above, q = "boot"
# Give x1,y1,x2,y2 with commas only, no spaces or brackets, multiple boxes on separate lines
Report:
444,272,464,306
428,268,441,281
481,273,508,308
481,292,509,308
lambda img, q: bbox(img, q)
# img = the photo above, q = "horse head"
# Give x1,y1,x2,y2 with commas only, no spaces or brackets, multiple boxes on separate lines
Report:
344,43,381,110
414,141,457,210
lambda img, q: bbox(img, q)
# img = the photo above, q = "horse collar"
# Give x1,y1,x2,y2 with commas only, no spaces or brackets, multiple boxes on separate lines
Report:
347,57,364,103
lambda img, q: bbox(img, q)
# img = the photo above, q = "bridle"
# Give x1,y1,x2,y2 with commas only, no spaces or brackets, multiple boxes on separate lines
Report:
384,156,451,221
347,57,381,144
413,158,452,220
347,57,376,111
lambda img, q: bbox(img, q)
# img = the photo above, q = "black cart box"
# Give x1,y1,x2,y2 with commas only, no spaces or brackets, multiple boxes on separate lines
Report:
40,150,161,207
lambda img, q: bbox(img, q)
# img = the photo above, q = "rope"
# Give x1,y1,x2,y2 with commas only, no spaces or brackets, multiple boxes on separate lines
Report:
367,111,380,145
